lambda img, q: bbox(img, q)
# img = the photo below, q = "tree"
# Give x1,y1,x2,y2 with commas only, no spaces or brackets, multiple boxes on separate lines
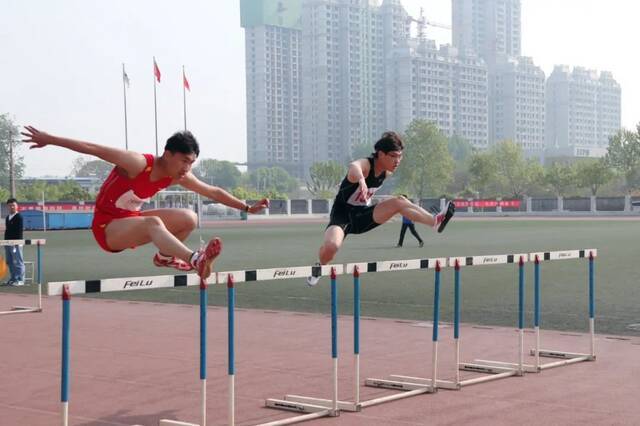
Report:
192,159,241,190
55,181,92,201
492,140,543,198
544,162,576,196
17,181,52,201
468,152,497,197
307,161,346,198
574,158,615,196
605,126,640,193
0,186,9,202
447,135,476,196
231,186,262,200
71,156,113,180
448,135,474,164
248,166,298,196
0,114,25,196
396,120,454,199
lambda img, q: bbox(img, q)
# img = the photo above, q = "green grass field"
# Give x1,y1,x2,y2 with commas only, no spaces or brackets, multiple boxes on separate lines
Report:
3,218,639,337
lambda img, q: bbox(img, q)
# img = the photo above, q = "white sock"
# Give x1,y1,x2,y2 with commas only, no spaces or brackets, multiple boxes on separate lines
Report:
189,251,199,267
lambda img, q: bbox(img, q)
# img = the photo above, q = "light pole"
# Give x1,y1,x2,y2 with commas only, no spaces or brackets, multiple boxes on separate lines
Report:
8,126,15,197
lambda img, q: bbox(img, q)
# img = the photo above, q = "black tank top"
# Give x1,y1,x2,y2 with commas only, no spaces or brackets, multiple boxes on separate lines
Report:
334,157,386,207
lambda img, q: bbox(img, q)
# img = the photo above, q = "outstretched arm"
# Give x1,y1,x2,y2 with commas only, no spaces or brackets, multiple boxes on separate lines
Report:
178,172,269,213
21,126,146,177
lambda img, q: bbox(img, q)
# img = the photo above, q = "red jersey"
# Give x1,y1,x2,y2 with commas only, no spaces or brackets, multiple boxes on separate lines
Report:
93,154,173,223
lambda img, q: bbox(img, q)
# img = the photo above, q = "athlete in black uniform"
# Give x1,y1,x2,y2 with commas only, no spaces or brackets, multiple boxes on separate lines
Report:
307,131,455,285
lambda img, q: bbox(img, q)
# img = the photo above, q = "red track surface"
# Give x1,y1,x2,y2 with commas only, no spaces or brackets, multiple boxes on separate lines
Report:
1,293,638,425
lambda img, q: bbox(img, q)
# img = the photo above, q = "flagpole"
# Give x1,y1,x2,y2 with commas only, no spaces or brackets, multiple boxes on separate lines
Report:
153,56,159,157
183,65,187,131
122,63,129,150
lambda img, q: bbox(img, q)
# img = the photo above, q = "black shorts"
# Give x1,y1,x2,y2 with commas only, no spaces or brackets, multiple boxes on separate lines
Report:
328,203,381,235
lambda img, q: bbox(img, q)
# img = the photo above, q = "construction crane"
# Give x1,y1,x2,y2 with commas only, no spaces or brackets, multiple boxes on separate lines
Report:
407,7,451,41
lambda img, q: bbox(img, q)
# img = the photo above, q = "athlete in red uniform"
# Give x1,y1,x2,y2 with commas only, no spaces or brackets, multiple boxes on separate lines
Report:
21,126,269,280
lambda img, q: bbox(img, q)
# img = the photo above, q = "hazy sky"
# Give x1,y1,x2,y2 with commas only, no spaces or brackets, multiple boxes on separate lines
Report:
2,0,638,177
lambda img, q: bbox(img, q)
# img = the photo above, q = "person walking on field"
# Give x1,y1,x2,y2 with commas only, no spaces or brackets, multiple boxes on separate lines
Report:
396,198,424,248
307,131,454,286
21,126,269,280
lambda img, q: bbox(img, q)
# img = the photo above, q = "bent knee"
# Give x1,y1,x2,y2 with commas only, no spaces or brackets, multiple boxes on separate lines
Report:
143,215,165,228
180,209,198,230
389,196,411,208
322,241,340,256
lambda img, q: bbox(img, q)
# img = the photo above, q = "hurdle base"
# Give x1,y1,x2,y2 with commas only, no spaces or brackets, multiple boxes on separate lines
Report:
388,374,461,390
365,377,435,392
361,378,434,407
473,359,539,373
530,349,596,361
265,398,339,416
456,362,521,387
280,395,360,412
529,349,595,370
159,420,199,426
0,306,42,316
458,361,518,375
256,408,337,426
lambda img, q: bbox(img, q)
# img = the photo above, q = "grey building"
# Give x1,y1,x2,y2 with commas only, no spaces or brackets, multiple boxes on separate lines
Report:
300,0,391,172
452,0,521,66
546,66,621,157
452,0,544,152
386,41,489,149
492,56,546,153
241,0,304,177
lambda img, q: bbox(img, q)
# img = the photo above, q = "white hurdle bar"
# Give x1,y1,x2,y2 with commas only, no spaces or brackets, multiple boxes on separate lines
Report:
529,249,597,370
446,253,534,388
0,239,46,315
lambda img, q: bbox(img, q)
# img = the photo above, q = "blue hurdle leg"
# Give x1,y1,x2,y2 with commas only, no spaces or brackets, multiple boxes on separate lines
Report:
61,285,71,426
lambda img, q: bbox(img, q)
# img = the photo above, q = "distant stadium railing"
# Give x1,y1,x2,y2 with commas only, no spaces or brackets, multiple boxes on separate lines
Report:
3,195,639,231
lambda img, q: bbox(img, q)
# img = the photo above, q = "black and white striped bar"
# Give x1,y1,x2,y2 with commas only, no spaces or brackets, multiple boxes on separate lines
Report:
345,257,447,274
0,239,46,246
47,274,201,296
529,249,597,262
448,253,529,267
216,264,344,284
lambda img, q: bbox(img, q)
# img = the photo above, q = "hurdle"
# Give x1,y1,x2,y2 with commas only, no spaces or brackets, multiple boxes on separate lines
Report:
444,253,536,388
529,249,597,370
0,239,46,315
260,265,343,426
211,263,343,425
357,257,454,402
48,249,600,425
48,273,206,426
266,257,448,413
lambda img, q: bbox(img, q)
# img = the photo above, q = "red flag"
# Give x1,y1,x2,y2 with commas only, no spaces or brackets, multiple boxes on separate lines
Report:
183,71,190,91
153,59,161,83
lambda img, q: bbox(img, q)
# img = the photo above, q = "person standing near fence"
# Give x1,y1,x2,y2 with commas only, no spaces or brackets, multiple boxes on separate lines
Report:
4,198,25,286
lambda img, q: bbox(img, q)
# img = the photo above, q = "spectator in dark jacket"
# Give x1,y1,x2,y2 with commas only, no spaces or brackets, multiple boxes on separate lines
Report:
397,196,424,248
4,198,25,286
